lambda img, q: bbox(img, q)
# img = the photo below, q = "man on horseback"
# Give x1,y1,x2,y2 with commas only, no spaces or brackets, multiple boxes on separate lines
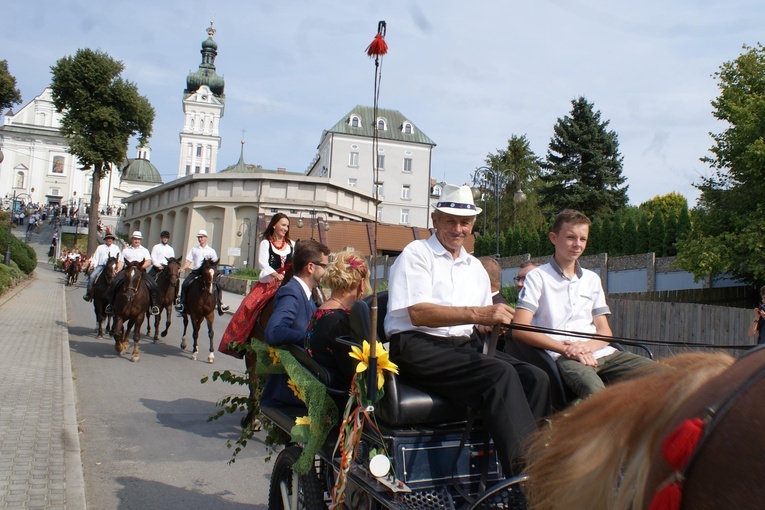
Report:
105,231,160,316
83,232,121,302
150,230,176,291
175,230,230,316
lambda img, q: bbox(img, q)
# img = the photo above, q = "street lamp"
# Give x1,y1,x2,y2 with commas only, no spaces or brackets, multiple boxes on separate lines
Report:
471,166,527,259
236,219,253,269
4,190,34,266
296,209,330,240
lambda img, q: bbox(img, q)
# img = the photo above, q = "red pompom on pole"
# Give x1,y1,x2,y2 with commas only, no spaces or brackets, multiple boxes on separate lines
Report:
661,417,704,470
649,481,683,510
366,21,388,58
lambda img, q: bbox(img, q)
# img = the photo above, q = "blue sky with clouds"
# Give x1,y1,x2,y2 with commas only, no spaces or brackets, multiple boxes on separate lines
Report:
3,0,763,206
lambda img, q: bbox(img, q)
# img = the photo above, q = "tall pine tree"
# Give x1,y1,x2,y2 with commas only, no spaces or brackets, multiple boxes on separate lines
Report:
540,97,629,218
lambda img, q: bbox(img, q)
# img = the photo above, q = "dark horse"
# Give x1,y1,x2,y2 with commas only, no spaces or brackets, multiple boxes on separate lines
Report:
66,258,81,286
112,259,150,362
524,347,765,509
92,256,118,338
146,257,181,343
181,258,218,363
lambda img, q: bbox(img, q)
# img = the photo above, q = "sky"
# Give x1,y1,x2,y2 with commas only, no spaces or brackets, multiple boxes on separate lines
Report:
3,0,764,207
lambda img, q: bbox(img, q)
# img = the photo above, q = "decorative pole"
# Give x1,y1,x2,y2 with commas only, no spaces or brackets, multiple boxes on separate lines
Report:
365,20,387,406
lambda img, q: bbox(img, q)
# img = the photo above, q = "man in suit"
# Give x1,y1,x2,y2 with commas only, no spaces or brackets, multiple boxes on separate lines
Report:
260,239,330,407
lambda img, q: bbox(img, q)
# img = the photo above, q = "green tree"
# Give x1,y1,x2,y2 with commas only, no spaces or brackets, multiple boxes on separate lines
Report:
540,97,629,217
649,213,665,256
622,215,637,255
664,209,678,256
639,192,689,221
676,44,765,283
0,60,22,114
600,218,612,255
586,217,601,255
50,49,154,255
636,213,650,253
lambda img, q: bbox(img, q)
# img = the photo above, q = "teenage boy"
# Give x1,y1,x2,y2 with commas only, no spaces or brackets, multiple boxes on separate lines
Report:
512,209,654,398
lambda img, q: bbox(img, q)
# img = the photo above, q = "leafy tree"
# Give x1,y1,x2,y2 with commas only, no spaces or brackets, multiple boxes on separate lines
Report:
664,209,678,256
50,49,154,255
621,215,637,255
676,204,692,245
639,192,689,221
676,44,765,283
0,60,22,114
540,97,629,217
636,213,650,253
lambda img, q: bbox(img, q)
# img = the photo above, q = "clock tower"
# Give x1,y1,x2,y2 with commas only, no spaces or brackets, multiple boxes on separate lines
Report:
178,22,226,179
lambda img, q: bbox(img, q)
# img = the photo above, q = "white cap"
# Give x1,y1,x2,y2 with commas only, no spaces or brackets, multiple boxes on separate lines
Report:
196,230,208,237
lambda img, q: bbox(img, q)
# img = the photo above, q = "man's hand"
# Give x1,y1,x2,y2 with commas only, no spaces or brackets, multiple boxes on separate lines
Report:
562,341,599,366
474,303,515,327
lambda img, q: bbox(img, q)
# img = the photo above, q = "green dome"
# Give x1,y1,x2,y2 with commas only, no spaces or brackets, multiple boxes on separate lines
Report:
121,158,162,184
185,22,225,98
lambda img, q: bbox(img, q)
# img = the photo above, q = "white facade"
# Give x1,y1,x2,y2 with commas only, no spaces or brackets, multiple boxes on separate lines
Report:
177,85,223,178
308,106,436,229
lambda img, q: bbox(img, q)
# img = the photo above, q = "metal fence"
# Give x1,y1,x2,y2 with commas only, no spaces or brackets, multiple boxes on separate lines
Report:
608,298,757,360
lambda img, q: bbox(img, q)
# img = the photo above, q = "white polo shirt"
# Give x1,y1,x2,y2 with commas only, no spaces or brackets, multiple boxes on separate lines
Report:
516,257,614,360
122,244,151,264
151,242,175,268
384,234,492,338
185,244,218,270
91,243,121,266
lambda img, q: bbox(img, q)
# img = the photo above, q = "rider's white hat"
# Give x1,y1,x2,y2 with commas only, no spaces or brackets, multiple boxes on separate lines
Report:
131,231,143,239
196,230,208,237
434,184,482,216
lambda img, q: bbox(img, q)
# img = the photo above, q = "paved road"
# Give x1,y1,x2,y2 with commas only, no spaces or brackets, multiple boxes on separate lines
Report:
66,275,271,509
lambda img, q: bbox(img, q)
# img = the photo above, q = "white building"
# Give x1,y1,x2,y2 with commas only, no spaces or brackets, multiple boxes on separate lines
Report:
177,22,225,179
307,106,437,229
0,88,162,214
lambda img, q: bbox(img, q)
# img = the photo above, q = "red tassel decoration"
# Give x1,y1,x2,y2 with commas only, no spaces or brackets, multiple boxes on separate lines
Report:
366,21,388,58
661,418,704,470
649,481,683,510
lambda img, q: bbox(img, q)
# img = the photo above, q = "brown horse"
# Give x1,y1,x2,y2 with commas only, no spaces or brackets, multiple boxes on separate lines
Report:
112,259,150,362
523,348,765,509
146,257,180,343
181,258,217,363
66,258,81,286
92,255,118,338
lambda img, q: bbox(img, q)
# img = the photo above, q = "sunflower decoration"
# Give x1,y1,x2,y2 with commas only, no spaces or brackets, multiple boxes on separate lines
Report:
349,339,399,400
291,415,312,443
287,377,305,402
268,347,281,365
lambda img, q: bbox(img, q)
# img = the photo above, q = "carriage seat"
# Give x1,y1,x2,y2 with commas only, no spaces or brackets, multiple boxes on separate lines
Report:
347,293,468,427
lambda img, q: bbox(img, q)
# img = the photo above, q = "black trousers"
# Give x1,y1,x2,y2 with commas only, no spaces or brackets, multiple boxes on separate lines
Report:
391,331,551,476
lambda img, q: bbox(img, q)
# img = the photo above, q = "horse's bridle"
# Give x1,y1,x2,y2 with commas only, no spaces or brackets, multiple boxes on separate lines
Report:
123,265,143,301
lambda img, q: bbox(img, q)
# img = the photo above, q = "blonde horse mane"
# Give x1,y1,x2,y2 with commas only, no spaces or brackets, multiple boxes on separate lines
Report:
523,351,735,510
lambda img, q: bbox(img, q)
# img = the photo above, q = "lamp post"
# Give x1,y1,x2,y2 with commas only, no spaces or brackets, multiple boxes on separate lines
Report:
236,219,253,269
4,190,34,266
471,166,527,259
297,209,330,240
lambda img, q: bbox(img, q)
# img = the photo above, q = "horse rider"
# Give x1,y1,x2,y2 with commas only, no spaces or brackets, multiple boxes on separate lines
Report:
83,232,122,302
105,231,160,316
174,229,230,316
149,229,177,277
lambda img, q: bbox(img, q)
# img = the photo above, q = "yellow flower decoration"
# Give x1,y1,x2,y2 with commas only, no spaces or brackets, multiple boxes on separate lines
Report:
349,340,399,390
268,347,281,365
287,378,305,402
295,416,310,426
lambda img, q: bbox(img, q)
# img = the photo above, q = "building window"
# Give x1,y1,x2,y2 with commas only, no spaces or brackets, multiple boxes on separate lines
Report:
403,122,413,134
15,171,24,188
401,185,411,200
185,165,191,175
51,188,60,196
403,158,413,173
400,208,410,225
377,207,384,222
348,178,358,187
196,146,202,157
350,116,360,128
205,167,210,173
349,152,359,167
195,166,201,174
431,184,442,197
377,154,385,169
377,119,386,131
271,208,279,213
374,182,384,198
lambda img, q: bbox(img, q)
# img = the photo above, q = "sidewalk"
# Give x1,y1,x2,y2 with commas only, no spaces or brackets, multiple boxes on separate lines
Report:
0,265,86,509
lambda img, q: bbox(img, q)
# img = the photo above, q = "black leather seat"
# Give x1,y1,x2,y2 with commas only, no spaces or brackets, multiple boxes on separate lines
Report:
345,292,468,427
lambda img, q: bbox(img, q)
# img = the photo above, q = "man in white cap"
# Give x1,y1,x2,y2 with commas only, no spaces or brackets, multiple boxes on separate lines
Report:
175,229,229,315
384,184,551,477
83,232,121,302
106,231,160,316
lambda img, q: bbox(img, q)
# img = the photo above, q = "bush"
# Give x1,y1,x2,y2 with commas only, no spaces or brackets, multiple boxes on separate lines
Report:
0,260,27,295
0,218,37,275
230,268,259,280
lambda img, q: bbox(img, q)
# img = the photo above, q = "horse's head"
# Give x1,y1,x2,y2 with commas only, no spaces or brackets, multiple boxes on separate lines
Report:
104,256,118,281
123,259,145,301
198,258,218,294
164,257,181,286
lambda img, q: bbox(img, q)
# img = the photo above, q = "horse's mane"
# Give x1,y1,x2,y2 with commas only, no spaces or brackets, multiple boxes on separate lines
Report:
523,351,735,510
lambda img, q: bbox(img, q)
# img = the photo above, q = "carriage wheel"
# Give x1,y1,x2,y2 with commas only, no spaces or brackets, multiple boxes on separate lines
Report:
268,446,326,510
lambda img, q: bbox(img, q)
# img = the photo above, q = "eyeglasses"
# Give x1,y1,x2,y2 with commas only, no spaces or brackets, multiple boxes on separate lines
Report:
513,276,525,283
311,261,327,268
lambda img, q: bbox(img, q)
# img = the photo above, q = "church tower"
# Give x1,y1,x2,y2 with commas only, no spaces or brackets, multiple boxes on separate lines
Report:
178,22,226,179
